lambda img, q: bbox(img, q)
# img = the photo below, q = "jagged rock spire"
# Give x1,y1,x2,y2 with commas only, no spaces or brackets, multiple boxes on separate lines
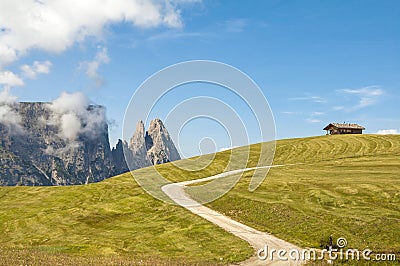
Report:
113,118,181,172
127,120,151,169
146,118,181,165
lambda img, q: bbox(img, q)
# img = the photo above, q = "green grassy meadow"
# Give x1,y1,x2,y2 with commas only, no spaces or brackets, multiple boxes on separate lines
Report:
202,135,400,264
0,134,399,265
0,173,252,265
153,134,400,263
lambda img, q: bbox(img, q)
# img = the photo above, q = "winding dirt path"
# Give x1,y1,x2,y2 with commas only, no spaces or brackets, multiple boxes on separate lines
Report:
162,166,306,265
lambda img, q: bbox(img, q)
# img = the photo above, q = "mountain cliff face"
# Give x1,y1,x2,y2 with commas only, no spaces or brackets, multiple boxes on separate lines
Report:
128,120,151,169
0,102,114,186
0,102,180,186
146,118,181,165
112,119,181,174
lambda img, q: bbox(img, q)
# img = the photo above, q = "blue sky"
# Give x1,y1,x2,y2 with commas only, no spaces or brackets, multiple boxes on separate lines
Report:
1,0,399,157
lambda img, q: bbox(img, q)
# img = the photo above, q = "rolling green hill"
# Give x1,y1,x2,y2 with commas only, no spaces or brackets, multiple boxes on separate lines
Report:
1,134,399,265
0,174,252,265
139,134,400,263
206,135,400,252
163,134,400,248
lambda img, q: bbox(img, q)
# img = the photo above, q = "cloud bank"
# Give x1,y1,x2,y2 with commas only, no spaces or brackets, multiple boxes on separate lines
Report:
20,60,52,79
376,129,399,135
0,71,24,87
0,0,193,67
339,86,384,110
0,88,24,134
0,0,197,111
79,46,110,87
47,91,107,141
289,95,327,103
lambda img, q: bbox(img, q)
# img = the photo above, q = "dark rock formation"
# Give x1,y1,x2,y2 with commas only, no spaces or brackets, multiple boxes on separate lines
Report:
0,102,180,186
128,120,151,169
146,118,181,165
111,139,129,174
0,102,114,186
112,119,181,175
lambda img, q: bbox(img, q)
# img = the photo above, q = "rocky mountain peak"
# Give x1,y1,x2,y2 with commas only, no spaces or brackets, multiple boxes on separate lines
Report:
0,104,181,186
114,118,181,170
129,120,146,150
124,120,149,170
148,118,163,131
145,118,180,165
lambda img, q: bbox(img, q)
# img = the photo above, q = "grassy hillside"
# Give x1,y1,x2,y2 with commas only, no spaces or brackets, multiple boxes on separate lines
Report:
0,173,252,265
192,135,399,255
148,134,400,258
1,134,399,265
154,134,400,182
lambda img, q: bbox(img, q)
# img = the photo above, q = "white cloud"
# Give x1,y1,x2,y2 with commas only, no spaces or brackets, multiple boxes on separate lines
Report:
0,71,24,87
0,105,24,134
79,46,109,87
147,30,206,42
0,87,18,103
0,0,192,66
162,1,183,28
20,60,52,79
47,91,89,141
306,118,321,123
59,113,81,140
306,111,324,123
47,91,107,141
0,87,24,134
282,111,297,115
312,112,325,116
48,91,89,115
339,86,384,109
376,129,399,135
333,106,345,111
0,45,18,66
289,96,326,103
